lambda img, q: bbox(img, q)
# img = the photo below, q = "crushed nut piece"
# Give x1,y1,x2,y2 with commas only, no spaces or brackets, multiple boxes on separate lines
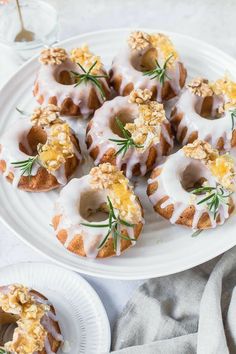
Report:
128,88,152,104
0,284,50,354
31,104,62,127
128,31,151,51
90,163,141,223
182,140,219,162
39,47,67,65
187,77,213,97
38,123,74,171
70,44,102,74
125,100,166,149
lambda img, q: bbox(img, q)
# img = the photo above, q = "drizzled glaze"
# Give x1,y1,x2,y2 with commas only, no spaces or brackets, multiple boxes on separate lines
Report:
147,149,231,229
172,88,235,150
35,58,110,118
0,119,81,188
54,175,141,258
110,43,184,102
87,96,173,178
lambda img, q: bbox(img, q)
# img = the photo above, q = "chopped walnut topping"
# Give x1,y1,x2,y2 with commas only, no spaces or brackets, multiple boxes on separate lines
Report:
31,104,62,127
90,164,141,223
128,31,151,51
125,101,166,149
70,44,102,74
187,77,213,97
39,47,67,65
0,284,49,354
182,140,219,162
38,123,74,171
128,89,152,104
90,163,124,190
208,154,235,191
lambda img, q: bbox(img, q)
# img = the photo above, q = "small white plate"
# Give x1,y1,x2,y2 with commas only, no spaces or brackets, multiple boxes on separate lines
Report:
1,28,236,279
0,262,111,354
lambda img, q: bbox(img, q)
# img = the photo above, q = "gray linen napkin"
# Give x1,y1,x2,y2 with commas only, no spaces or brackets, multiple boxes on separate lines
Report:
111,246,236,354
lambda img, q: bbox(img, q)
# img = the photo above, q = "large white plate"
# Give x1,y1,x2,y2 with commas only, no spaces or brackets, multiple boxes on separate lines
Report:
0,262,110,353
0,28,236,280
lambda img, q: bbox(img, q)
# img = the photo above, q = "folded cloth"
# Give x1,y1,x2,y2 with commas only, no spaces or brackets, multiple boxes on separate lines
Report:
111,246,236,354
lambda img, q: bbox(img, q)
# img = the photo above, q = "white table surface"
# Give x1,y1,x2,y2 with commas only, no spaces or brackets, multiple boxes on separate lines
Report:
0,0,236,332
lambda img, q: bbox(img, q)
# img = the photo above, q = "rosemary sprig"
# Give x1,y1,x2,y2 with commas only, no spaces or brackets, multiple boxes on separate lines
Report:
81,196,135,252
191,186,232,220
230,108,236,130
191,229,203,237
16,107,29,116
70,61,108,100
109,117,143,157
11,155,39,177
0,348,9,354
143,54,173,86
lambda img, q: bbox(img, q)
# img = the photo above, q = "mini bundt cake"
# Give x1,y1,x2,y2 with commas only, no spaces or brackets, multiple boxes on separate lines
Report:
33,45,111,117
171,76,236,150
0,105,81,192
147,140,235,229
86,89,173,178
0,284,63,354
110,31,187,101
52,163,144,258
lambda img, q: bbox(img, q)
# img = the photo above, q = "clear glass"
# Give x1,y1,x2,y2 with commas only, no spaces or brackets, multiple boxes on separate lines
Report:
0,0,58,60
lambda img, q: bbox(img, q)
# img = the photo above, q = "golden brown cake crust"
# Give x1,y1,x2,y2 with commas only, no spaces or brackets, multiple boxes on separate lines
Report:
0,124,81,192
52,214,143,258
147,165,235,229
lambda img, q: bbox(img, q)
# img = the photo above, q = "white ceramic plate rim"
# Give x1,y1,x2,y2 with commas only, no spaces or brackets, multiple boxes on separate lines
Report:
1,28,236,279
0,262,111,353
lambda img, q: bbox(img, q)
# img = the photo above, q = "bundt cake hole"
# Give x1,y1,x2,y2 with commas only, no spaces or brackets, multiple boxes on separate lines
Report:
79,190,109,222
0,312,18,348
55,69,75,85
110,109,136,137
194,95,224,120
181,162,210,193
19,126,47,156
131,47,157,72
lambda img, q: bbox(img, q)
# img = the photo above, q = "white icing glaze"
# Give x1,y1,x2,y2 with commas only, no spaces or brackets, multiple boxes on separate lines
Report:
110,43,183,101
172,89,234,150
35,58,110,117
0,118,81,189
148,149,231,229
54,176,140,258
87,96,173,178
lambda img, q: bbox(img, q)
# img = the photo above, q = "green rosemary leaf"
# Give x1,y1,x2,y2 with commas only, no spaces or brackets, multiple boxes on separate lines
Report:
71,61,107,100
191,229,203,237
80,196,135,252
107,196,116,219
16,107,28,115
11,156,39,177
230,108,236,130
109,117,143,157
118,218,134,227
192,185,231,220
143,54,173,86
191,186,216,194
97,230,110,249
197,193,215,205
80,222,110,228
